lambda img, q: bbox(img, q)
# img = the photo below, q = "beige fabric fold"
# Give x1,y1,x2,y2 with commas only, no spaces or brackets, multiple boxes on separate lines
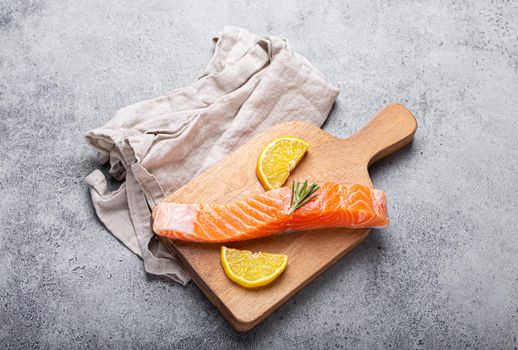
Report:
85,26,339,284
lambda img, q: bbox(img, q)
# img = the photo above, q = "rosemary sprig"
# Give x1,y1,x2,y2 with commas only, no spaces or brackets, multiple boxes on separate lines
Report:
288,180,320,214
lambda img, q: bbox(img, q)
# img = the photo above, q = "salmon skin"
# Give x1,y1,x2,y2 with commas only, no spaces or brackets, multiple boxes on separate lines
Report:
152,183,389,243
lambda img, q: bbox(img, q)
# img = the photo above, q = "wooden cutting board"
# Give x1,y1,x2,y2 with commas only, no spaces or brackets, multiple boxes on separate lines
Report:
158,104,417,331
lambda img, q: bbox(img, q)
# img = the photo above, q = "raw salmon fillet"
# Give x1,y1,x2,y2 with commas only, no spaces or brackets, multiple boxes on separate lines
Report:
152,183,389,243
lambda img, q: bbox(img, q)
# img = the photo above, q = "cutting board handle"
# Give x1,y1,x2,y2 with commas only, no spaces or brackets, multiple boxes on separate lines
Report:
349,104,417,166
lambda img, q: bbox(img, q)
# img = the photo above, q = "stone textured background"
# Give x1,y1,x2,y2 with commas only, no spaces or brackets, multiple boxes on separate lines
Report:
1,1,517,349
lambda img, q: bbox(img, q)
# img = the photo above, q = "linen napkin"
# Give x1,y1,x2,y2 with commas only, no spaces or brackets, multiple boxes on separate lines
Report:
85,26,339,284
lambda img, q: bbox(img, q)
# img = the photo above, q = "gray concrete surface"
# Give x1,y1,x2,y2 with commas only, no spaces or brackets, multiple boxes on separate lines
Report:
1,1,517,349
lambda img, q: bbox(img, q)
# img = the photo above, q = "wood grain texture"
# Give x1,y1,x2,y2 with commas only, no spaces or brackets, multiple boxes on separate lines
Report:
158,104,417,331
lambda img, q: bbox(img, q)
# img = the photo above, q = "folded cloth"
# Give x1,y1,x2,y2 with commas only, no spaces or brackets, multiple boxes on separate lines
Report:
85,26,339,284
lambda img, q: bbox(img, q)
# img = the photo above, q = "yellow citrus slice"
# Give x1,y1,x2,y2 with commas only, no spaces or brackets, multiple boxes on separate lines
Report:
221,246,288,288
256,137,309,190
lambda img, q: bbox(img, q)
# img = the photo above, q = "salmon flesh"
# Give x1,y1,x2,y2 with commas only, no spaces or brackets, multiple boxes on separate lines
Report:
152,183,389,243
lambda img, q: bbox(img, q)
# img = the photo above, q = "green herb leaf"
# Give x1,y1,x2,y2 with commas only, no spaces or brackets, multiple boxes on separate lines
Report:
288,180,320,213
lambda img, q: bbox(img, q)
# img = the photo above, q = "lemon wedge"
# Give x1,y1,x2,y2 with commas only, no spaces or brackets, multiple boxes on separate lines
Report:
256,137,309,190
221,246,288,288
